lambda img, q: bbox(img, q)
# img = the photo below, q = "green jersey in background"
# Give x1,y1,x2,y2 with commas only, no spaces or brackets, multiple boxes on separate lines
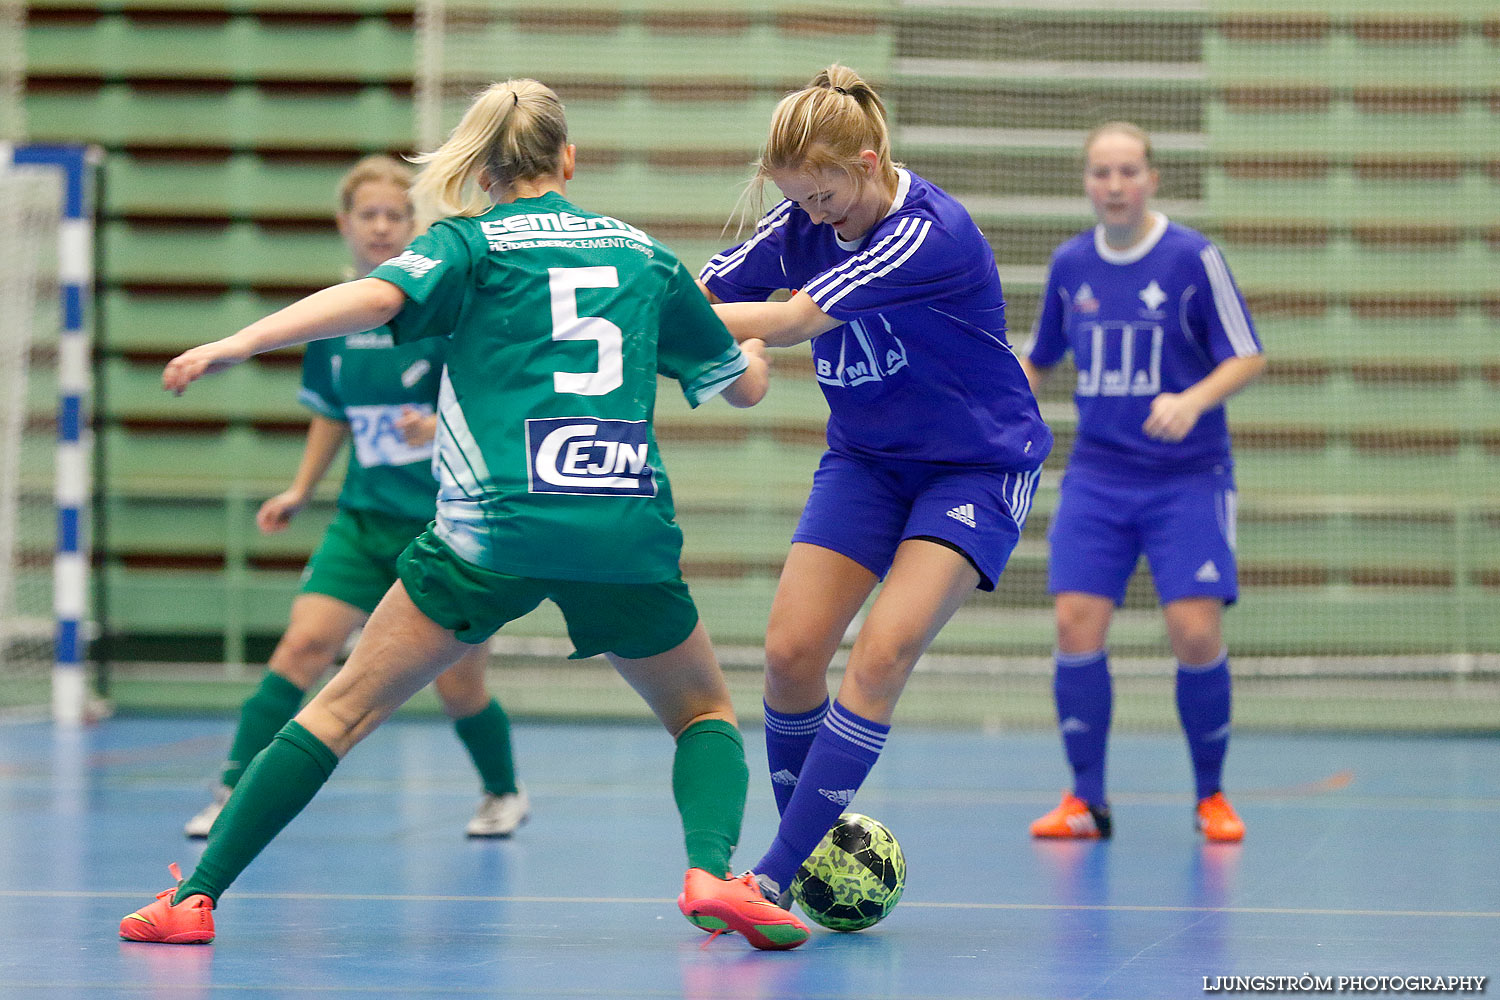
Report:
298,332,446,523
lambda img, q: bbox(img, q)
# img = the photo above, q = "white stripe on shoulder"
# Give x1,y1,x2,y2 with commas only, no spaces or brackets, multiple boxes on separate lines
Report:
801,221,912,301
816,219,932,311
699,200,793,281
1199,245,1259,357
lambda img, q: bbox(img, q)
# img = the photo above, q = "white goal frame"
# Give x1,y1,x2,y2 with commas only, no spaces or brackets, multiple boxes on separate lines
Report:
0,143,95,724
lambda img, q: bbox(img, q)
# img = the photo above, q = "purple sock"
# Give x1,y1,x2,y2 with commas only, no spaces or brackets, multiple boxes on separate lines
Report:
762,698,829,815
753,700,888,893
1053,649,1112,806
1176,649,1232,801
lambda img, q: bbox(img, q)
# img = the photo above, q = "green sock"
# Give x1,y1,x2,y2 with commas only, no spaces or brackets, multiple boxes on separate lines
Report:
453,698,518,796
222,672,305,789
178,720,339,904
672,719,748,878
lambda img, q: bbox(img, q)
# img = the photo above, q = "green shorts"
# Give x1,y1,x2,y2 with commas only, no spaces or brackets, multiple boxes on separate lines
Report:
397,529,699,658
300,508,432,614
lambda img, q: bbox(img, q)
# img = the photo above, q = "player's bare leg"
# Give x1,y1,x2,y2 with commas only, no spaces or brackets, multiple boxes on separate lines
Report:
835,539,978,724
298,581,470,756
763,542,878,714
1054,591,1113,655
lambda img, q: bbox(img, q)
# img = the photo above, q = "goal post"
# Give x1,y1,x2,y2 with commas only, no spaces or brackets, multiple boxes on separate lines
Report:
0,143,97,724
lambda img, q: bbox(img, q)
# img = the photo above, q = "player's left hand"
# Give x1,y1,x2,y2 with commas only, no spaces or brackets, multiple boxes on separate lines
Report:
1143,392,1201,442
162,340,250,395
396,407,438,446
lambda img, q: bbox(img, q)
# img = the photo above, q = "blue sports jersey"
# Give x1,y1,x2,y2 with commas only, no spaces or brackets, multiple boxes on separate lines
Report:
1024,213,1262,477
701,169,1050,471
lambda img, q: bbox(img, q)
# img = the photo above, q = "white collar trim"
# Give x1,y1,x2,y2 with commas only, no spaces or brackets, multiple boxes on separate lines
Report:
837,168,911,251
1094,211,1167,264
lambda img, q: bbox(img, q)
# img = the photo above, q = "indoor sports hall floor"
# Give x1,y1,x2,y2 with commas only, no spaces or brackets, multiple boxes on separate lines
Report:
1,716,1495,999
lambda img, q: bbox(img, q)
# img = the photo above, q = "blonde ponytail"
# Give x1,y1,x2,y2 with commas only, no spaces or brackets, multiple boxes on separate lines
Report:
410,79,568,218
731,64,899,231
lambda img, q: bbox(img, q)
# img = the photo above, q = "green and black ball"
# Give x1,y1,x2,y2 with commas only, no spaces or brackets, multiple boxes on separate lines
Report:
790,812,905,932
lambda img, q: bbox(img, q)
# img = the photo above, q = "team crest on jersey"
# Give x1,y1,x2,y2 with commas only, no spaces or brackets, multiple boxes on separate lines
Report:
1073,283,1100,313
526,417,655,497
1138,279,1167,314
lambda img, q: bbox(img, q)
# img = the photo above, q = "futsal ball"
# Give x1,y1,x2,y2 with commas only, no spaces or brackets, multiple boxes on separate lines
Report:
790,812,905,932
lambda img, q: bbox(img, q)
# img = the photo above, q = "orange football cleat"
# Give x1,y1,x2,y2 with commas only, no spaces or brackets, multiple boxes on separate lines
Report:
119,863,215,944
677,868,810,951
1196,792,1245,842
1030,792,1112,839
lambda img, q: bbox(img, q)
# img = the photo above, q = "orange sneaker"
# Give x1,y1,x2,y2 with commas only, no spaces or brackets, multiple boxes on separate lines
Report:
119,863,215,944
1030,792,1112,839
677,868,810,951
1196,792,1245,842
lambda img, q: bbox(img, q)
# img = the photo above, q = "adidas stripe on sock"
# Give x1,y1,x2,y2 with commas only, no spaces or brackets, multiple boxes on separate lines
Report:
753,700,888,891
762,698,829,815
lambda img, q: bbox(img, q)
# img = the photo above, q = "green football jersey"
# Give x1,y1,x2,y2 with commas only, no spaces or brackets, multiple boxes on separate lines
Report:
369,191,746,584
298,331,446,522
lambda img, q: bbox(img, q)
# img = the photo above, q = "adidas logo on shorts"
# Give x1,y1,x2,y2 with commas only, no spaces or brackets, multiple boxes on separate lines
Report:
946,503,976,528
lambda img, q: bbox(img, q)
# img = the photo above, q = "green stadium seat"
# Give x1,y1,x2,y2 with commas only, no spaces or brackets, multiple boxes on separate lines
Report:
103,151,358,220
25,10,411,82
104,355,307,421
102,218,347,284
26,81,414,149
104,287,305,350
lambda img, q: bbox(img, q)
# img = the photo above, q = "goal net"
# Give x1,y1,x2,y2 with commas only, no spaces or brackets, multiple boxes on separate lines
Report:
406,1,1496,730
0,162,60,715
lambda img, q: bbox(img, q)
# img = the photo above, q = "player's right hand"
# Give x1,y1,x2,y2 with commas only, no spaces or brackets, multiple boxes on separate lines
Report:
256,491,305,534
162,339,250,395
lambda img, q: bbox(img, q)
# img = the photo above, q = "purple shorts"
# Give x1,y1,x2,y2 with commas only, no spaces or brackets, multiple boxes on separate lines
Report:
791,450,1040,591
1047,465,1239,606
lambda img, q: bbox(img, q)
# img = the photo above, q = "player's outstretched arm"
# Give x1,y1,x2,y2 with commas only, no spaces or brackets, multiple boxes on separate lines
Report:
162,278,407,395
720,338,770,408
257,416,349,533
713,292,839,349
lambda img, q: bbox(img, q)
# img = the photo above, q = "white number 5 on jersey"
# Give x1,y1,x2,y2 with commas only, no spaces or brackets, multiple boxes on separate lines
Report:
549,266,622,395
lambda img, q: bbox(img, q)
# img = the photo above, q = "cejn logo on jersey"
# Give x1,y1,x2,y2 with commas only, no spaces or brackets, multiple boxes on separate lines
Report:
526,417,655,497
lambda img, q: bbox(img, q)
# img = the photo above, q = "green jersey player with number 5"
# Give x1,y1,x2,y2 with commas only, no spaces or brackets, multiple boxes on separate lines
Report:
121,78,809,952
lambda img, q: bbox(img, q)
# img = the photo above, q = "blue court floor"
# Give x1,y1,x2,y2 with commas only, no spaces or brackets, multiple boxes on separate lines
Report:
1,717,1495,999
